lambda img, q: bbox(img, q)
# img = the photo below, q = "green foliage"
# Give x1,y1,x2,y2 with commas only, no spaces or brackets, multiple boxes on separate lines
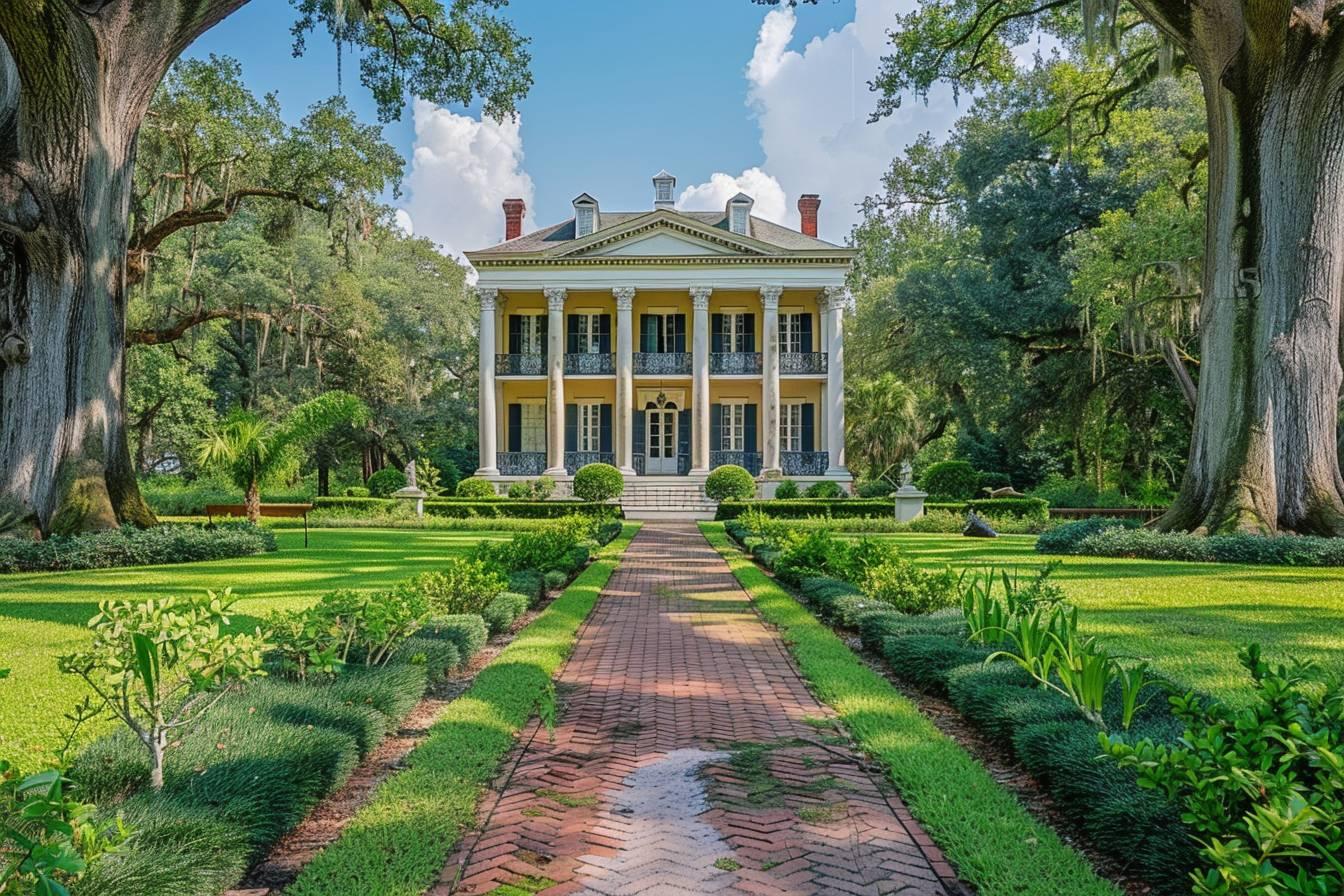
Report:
343,486,370,498
311,587,429,668
473,517,592,573
480,592,530,636
365,468,407,497
507,570,545,605
855,480,895,498
408,558,506,616
861,556,958,615
704,465,756,501
543,569,568,592
58,591,269,789
420,615,489,663
312,496,614,519
0,523,274,574
921,461,980,500
1034,517,1139,554
717,497,1044,521
454,478,497,499
414,458,447,498
572,464,625,502
1074,528,1344,567
846,374,923,483
803,480,843,499
1105,646,1344,896
772,479,800,499
507,476,555,500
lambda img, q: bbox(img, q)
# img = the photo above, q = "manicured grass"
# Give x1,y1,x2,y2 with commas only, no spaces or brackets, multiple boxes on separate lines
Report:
284,523,640,896
0,528,509,764
702,523,1119,896
849,533,1344,703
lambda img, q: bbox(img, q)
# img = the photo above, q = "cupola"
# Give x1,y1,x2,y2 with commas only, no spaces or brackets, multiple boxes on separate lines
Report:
652,170,676,209
726,192,753,236
572,193,599,237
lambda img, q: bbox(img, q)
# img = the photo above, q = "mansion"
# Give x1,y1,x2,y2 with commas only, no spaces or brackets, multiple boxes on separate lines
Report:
466,171,852,496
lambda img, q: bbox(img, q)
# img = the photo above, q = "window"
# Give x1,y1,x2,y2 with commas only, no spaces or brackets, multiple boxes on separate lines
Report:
640,314,685,353
717,313,751,353
520,404,545,453
780,314,805,354
781,403,804,453
730,204,749,235
573,314,602,353
656,179,673,204
518,315,544,354
576,205,595,237
578,403,602,451
721,403,746,451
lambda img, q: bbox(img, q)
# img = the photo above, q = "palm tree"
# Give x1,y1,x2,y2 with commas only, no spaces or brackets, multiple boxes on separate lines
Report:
846,374,922,486
198,392,366,524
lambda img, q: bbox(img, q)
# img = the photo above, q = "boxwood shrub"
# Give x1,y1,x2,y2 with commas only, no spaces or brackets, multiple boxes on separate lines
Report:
0,522,275,573
1034,516,1139,554
312,496,616,519
572,463,625,502
421,614,489,660
480,591,531,635
716,496,1046,521
704,465,756,501
1074,526,1344,566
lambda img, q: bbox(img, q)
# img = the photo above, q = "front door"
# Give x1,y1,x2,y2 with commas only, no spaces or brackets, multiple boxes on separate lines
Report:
645,408,678,474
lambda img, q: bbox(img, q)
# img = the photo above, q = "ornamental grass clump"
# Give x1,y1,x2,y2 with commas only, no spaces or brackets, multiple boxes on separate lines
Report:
58,591,269,790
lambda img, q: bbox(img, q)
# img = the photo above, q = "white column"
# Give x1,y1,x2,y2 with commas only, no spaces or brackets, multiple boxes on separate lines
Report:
475,287,500,475
760,285,783,477
690,286,712,473
614,287,636,474
823,286,849,476
544,287,567,476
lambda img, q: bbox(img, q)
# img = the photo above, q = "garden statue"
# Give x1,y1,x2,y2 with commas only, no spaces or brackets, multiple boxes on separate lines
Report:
899,461,914,489
405,459,418,490
893,461,928,522
394,460,427,519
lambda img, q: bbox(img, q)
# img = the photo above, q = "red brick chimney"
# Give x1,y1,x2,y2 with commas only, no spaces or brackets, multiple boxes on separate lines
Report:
798,194,821,238
503,198,526,241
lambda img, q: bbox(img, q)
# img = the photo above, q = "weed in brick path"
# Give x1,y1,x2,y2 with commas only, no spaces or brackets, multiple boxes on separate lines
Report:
796,802,848,823
535,787,598,808
484,874,556,895
713,857,742,872
514,849,552,867
520,806,546,818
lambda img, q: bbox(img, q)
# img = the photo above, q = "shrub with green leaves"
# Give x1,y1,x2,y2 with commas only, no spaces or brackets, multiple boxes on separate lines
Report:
803,479,843,499
343,486,370,498
772,479,800,499
861,556,958,615
480,592,530,635
454,478,497,498
704,465,756,501
507,476,555,500
920,460,980,500
1104,645,1344,895
572,463,625,502
365,468,407,497
58,591,269,790
772,529,846,586
411,558,505,616
1075,527,1344,567
309,587,428,669
1034,516,1139,555
0,523,275,574
420,615,489,662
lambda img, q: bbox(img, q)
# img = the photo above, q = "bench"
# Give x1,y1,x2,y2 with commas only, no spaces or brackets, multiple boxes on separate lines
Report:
205,503,314,546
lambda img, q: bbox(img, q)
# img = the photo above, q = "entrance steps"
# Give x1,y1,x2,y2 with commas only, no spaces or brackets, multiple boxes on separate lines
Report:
620,477,718,521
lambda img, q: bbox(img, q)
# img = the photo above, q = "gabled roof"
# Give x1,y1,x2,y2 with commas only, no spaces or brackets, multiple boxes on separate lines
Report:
466,206,847,260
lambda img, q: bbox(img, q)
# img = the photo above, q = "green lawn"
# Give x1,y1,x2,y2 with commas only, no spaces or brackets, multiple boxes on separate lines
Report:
861,533,1344,703
0,528,508,764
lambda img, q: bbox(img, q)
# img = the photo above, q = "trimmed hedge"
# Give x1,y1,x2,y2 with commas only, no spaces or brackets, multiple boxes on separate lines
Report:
715,496,1047,521
312,496,618,519
1035,516,1139,554
480,591,530,635
140,481,312,516
1073,526,1344,566
0,522,275,574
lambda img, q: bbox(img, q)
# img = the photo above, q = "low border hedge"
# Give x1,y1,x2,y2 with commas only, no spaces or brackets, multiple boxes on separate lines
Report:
701,523,1118,896
0,522,276,574
312,496,619,519
283,523,641,896
715,496,1047,521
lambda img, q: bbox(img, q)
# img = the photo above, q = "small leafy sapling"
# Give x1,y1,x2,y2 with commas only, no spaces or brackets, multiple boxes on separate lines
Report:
267,608,344,681
59,590,268,790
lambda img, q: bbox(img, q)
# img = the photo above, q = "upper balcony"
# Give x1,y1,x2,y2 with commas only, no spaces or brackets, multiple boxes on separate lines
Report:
634,352,692,376
710,352,762,375
496,353,544,377
564,353,615,375
781,352,827,375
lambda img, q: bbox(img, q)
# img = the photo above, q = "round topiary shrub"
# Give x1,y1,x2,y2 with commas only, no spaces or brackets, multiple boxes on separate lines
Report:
921,460,979,500
343,486,370,498
455,477,498,498
773,479,800,499
803,479,843,499
366,468,407,497
705,465,756,501
573,463,624,502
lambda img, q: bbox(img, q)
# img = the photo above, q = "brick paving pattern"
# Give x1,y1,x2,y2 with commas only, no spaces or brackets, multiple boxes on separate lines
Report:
436,523,962,896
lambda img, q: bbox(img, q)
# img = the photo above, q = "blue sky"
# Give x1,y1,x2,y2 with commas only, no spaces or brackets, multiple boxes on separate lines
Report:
187,1,964,253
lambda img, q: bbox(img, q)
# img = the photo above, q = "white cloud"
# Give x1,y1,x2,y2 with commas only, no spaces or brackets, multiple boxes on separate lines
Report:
723,0,962,243
392,208,414,235
675,168,788,225
400,99,535,261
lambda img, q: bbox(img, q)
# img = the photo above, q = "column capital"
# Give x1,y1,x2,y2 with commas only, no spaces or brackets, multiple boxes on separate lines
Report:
690,286,713,310
819,285,847,312
759,285,783,310
476,287,500,311
544,286,567,311
613,286,636,310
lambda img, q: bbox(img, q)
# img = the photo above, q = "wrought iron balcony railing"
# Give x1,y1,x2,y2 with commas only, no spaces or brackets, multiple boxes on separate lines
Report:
633,352,692,375
710,451,762,475
564,451,615,474
710,352,762,375
495,353,544,376
496,452,546,476
780,352,827,374
564,353,615,375
782,451,829,476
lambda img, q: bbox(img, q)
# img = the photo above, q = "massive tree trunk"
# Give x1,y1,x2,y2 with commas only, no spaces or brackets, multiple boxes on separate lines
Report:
1145,1,1344,535
0,2,245,534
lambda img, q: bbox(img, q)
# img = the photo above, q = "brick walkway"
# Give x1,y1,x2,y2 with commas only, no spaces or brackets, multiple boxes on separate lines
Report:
436,523,961,896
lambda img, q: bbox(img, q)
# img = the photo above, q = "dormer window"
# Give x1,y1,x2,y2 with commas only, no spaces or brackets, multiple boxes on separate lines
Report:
727,192,754,236
573,193,599,237
653,170,676,209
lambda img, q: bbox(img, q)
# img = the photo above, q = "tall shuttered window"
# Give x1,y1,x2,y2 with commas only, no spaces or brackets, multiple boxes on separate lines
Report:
721,403,746,451
578,403,602,452
782,403,804,453
520,404,545,452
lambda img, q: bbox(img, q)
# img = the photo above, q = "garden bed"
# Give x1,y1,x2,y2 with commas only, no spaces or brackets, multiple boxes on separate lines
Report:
0,522,275,573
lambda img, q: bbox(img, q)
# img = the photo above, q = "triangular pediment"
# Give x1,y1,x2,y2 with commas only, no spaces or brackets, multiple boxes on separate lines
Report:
550,209,782,259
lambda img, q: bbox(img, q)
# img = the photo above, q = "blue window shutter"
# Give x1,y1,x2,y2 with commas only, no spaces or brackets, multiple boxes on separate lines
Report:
598,314,612,353
600,404,613,453
710,404,722,452
539,313,548,345
678,409,691,460
564,404,578,453
711,313,724,354
801,403,815,452
673,314,687,353
744,404,758,454
633,406,645,457
507,404,522,453
566,314,581,354
640,315,656,352
742,313,756,353
799,314,813,353
507,315,521,354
